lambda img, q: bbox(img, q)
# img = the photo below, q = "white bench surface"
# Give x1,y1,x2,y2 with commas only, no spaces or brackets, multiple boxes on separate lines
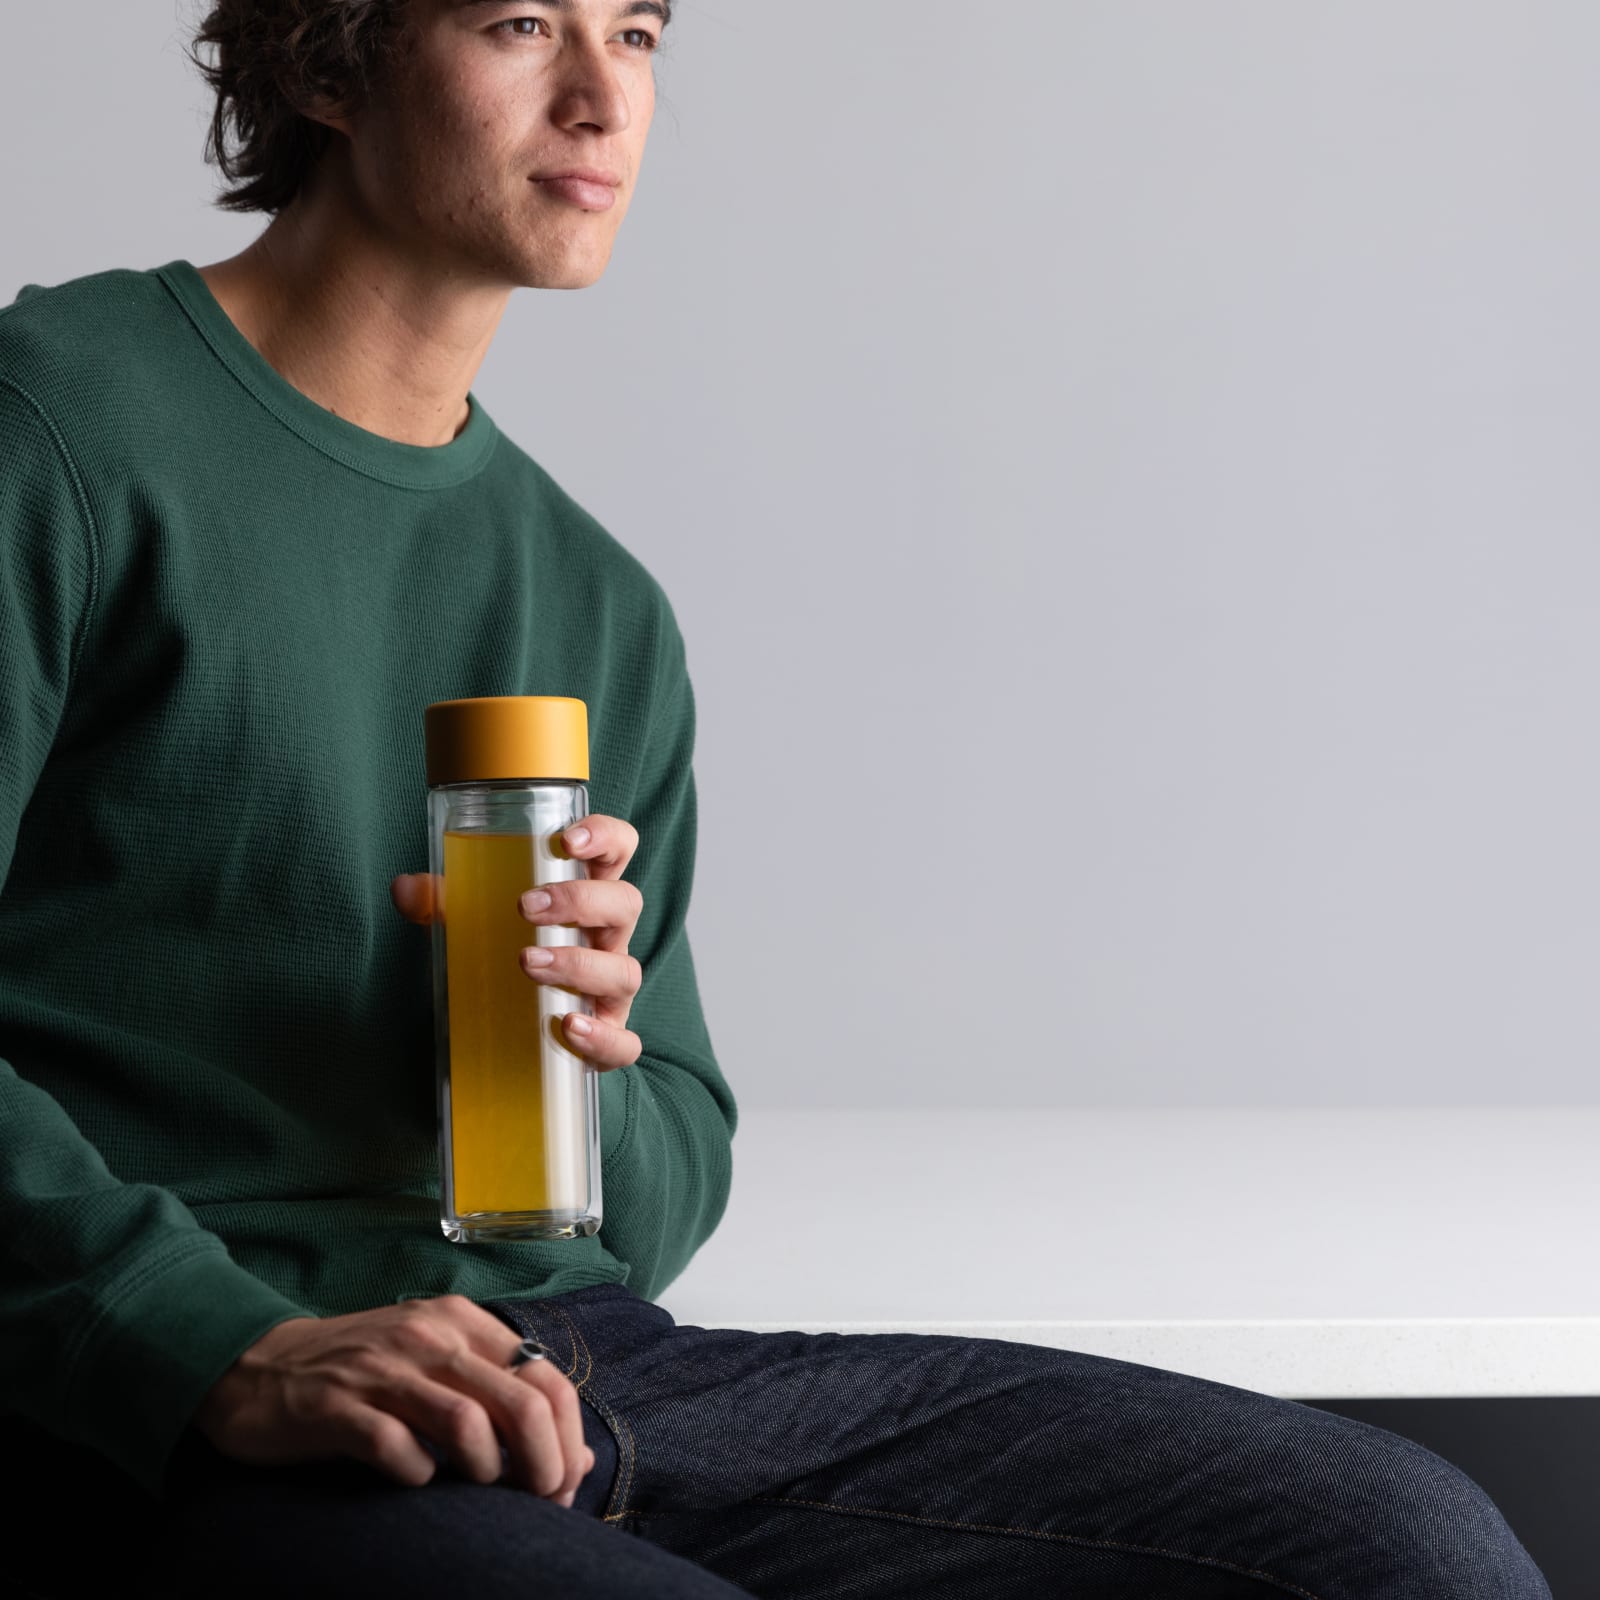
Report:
653,1108,1600,1399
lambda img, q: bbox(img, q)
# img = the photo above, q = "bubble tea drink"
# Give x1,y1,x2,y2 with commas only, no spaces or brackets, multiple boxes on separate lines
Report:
424,696,602,1242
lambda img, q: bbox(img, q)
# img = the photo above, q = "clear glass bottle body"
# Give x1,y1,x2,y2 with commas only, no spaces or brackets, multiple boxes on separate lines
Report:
428,779,602,1243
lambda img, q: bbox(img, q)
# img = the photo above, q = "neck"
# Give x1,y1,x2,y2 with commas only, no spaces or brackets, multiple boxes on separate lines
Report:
196,155,511,449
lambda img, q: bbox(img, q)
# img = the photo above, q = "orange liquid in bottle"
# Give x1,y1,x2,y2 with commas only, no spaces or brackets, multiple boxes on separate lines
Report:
443,829,587,1217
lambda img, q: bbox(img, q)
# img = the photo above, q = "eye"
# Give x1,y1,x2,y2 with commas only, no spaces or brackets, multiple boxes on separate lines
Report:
492,18,660,51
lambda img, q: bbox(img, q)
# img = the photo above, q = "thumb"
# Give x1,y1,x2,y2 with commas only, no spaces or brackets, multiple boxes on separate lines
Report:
389,872,442,926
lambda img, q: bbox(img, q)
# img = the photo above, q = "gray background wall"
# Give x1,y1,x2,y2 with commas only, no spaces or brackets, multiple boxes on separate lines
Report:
4,1,1596,1109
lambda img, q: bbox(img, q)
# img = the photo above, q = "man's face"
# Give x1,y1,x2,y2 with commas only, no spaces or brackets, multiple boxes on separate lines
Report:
334,0,662,289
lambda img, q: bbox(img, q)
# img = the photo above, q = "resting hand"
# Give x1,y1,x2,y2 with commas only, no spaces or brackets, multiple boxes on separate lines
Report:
192,1295,595,1503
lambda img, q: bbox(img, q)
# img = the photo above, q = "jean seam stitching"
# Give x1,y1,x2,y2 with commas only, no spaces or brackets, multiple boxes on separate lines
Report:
739,1494,1328,1600
544,1299,640,1524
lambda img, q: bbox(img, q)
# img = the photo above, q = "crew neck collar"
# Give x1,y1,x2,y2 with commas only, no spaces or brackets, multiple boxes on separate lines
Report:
155,257,498,491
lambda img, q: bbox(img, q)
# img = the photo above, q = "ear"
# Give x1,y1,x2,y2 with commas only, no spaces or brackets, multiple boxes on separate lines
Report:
298,94,358,141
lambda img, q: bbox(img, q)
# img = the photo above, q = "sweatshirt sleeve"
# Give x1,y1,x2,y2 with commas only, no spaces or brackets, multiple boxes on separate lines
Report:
594,599,738,1299
0,375,310,1501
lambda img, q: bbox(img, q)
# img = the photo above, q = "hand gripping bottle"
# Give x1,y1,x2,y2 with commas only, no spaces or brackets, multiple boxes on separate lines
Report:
424,695,601,1242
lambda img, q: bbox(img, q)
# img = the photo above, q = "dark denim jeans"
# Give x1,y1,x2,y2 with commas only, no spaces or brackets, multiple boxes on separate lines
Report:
19,1282,1552,1598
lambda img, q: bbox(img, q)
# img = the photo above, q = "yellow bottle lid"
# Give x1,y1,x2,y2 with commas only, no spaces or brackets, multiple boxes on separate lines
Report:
424,696,590,785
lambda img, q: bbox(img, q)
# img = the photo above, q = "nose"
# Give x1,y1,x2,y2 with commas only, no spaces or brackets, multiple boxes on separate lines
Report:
548,37,634,139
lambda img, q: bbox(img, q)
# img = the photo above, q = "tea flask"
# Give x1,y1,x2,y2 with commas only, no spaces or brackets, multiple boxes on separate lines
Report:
424,695,601,1242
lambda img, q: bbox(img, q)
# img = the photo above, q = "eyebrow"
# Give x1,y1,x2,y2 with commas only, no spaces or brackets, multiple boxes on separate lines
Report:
455,0,672,22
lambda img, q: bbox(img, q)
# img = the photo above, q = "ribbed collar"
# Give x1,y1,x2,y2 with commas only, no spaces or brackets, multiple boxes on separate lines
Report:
155,258,499,491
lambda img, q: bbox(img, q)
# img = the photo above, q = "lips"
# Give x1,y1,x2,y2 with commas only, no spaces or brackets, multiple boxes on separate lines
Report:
533,175,617,211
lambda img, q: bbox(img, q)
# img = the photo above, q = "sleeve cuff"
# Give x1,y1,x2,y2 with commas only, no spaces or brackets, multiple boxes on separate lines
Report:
63,1243,310,1499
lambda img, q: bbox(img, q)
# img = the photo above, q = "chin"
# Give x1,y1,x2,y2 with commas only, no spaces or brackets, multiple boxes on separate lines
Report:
517,249,614,291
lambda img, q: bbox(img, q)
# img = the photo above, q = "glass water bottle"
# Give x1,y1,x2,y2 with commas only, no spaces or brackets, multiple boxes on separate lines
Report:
424,695,602,1243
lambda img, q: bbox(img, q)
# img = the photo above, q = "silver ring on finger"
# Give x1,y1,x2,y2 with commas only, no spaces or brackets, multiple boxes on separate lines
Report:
507,1337,551,1370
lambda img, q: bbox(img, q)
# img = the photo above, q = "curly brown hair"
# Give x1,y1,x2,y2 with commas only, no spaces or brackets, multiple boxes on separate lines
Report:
185,1,674,217
186,0,412,215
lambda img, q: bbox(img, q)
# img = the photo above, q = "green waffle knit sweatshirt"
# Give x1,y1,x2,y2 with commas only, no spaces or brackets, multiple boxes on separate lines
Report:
0,259,737,1501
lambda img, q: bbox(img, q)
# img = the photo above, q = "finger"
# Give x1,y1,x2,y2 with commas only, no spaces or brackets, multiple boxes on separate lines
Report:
435,1350,579,1497
378,1368,505,1484
429,1301,594,1501
419,1294,545,1368
558,814,639,881
518,1356,601,1504
520,877,644,954
321,1390,439,1488
509,1356,593,1502
416,1294,595,1480
389,1299,594,1500
519,941,642,1005
557,1009,643,1073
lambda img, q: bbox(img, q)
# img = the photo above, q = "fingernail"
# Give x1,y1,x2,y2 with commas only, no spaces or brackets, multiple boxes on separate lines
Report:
566,1014,593,1036
566,826,591,849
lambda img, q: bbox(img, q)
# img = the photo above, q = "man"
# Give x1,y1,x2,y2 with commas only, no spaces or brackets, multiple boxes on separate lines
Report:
0,3,1552,1595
